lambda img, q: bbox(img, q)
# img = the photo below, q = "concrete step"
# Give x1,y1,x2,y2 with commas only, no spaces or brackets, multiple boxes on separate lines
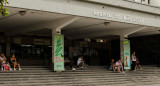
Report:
0,65,160,86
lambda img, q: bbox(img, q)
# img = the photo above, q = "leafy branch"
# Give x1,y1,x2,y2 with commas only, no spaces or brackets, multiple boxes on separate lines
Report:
0,0,9,16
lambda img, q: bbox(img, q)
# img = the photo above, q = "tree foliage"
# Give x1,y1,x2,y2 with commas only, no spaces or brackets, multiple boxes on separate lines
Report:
0,0,9,16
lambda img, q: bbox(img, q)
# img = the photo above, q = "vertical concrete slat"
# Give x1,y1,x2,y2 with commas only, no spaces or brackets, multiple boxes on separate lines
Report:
6,36,11,57
69,40,73,58
120,36,126,63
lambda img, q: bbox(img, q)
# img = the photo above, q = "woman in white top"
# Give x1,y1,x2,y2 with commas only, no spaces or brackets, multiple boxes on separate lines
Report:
0,53,12,71
131,52,136,71
77,56,85,68
0,53,7,70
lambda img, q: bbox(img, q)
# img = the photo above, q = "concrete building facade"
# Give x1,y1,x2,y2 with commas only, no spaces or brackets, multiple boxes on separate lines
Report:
0,0,160,69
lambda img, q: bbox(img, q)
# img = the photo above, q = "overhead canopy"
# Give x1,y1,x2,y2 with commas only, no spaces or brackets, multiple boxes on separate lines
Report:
0,7,160,40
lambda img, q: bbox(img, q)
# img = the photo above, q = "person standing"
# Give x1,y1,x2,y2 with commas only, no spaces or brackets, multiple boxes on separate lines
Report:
131,51,136,71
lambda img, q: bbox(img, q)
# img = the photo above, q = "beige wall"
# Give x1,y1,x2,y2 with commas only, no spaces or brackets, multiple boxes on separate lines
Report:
128,0,149,4
150,0,160,7
7,0,160,28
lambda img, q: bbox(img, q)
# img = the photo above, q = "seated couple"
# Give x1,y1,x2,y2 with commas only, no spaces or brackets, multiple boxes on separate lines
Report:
65,56,87,70
77,56,88,69
0,53,22,71
109,59,124,73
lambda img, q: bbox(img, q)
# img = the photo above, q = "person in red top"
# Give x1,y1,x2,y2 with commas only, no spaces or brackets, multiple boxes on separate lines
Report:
0,53,12,71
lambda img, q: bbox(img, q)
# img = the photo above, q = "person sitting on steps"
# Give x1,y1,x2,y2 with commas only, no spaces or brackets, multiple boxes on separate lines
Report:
109,59,115,71
0,53,12,71
10,54,22,70
77,56,87,69
136,57,142,69
115,60,124,73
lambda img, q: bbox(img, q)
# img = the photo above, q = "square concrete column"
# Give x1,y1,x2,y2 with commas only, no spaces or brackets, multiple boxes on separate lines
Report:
69,40,73,58
120,36,126,63
50,16,80,71
52,28,66,72
120,35,131,70
52,28,61,69
6,36,11,57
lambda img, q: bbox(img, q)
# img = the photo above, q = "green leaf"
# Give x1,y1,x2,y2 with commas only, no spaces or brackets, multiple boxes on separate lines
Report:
0,0,9,16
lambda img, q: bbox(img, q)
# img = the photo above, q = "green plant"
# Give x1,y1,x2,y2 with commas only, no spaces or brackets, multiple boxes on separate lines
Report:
0,0,9,16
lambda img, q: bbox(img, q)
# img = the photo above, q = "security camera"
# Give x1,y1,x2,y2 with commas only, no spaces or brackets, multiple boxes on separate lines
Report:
104,22,110,26
19,11,26,16
125,37,128,39
57,31,60,34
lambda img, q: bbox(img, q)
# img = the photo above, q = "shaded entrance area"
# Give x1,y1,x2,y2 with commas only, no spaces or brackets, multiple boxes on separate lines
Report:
111,34,160,66
130,35,160,66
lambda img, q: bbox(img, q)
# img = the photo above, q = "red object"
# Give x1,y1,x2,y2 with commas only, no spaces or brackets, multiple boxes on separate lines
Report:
4,65,9,70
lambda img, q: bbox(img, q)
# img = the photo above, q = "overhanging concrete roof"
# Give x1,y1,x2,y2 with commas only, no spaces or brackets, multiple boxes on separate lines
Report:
6,0,160,28
0,7,159,40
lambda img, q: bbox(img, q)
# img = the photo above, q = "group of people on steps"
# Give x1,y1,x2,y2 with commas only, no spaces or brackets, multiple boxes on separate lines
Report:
0,53,22,71
109,51,142,73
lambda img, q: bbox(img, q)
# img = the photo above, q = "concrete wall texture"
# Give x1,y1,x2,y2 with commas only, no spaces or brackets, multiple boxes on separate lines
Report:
7,0,160,27
150,0,160,6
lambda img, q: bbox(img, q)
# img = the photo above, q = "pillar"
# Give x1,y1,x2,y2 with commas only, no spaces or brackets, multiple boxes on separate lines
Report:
50,16,80,71
6,36,11,57
120,35,127,63
120,35,132,71
69,40,73,58
52,28,61,69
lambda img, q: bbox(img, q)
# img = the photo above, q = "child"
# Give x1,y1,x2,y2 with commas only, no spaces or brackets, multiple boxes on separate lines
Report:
136,57,142,69
109,59,115,71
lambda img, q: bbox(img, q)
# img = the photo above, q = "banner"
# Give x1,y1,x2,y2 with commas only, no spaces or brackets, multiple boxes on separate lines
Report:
54,34,64,71
123,40,131,70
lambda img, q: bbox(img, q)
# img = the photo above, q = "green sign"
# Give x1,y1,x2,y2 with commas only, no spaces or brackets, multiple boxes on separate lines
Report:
54,34,64,71
123,40,131,70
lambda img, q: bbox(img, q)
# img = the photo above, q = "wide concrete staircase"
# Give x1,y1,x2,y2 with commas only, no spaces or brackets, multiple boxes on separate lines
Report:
0,66,160,86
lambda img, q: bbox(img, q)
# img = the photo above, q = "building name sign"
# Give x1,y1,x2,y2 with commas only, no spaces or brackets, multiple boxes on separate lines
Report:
93,11,144,24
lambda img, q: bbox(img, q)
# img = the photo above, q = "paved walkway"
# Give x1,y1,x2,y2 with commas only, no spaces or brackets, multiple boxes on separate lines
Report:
0,66,160,86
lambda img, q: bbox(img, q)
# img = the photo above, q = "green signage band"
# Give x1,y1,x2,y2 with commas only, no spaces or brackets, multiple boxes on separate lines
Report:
123,40,131,70
54,34,64,71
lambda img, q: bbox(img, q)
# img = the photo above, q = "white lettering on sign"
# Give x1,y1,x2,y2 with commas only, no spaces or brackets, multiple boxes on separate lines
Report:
93,11,144,24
